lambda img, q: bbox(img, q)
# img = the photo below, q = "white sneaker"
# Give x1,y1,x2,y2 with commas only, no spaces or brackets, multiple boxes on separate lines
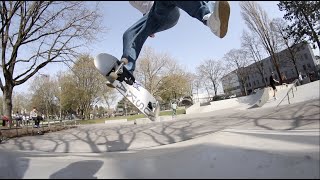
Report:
203,1,230,38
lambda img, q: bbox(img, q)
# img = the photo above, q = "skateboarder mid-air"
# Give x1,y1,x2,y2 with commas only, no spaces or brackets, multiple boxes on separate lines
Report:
106,1,230,86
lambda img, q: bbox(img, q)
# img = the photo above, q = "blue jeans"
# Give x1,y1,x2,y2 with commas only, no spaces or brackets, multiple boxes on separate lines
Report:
122,1,212,72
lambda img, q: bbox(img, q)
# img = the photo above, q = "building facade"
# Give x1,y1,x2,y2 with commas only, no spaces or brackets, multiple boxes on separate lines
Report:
221,42,318,96
221,71,242,96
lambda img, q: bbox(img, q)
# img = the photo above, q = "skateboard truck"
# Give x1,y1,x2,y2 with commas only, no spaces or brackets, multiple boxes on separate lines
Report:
109,58,128,79
109,58,136,85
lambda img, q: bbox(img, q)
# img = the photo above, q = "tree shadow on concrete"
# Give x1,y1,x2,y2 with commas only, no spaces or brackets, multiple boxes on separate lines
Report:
226,99,319,131
6,116,247,152
3,99,319,153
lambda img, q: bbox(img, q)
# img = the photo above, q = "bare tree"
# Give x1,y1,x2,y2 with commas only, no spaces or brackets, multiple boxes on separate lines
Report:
202,80,214,101
240,1,283,84
135,46,191,104
270,18,304,79
98,86,118,110
0,1,23,33
0,1,103,120
223,49,252,96
12,91,31,114
69,54,106,119
196,59,224,97
191,74,202,103
135,47,177,96
241,30,268,87
29,74,59,118
159,69,191,102
59,72,78,116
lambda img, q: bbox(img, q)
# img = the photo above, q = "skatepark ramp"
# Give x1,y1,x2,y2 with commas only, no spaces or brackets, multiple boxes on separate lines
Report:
263,80,320,108
186,83,294,115
186,88,266,114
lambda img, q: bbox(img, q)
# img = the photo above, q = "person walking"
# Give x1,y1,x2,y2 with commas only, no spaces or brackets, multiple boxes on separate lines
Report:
269,72,279,100
171,100,177,118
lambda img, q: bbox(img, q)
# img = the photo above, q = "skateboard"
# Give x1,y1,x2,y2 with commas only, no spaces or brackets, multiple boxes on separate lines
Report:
94,53,160,121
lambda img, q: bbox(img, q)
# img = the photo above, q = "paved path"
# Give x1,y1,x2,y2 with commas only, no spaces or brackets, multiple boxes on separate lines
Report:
0,81,319,178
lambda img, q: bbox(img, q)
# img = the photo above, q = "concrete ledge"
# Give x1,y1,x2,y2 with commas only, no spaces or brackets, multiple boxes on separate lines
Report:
134,116,174,125
105,119,127,124
134,118,151,125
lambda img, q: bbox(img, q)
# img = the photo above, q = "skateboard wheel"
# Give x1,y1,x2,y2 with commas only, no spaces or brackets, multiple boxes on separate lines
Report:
121,58,129,65
109,72,118,80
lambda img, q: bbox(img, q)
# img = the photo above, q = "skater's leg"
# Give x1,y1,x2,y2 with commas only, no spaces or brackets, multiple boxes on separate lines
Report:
170,1,230,38
122,3,180,72
169,1,211,23
121,15,150,72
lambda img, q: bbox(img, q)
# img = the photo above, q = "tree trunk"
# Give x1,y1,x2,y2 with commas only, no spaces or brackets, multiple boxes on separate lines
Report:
240,78,248,96
253,61,267,87
288,48,300,79
3,84,13,128
212,82,217,96
271,53,283,84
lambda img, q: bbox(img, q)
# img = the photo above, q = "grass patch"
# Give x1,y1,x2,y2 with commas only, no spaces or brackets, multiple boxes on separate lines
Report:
159,109,185,116
76,109,186,125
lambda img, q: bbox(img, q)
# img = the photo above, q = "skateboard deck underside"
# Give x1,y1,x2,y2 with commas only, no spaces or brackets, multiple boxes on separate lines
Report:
112,80,158,120
94,53,159,121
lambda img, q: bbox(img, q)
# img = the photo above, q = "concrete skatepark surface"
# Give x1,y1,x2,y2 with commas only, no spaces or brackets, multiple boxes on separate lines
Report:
0,81,319,178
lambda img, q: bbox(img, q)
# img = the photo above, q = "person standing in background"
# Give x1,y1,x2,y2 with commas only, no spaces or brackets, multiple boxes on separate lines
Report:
30,107,39,128
269,72,279,100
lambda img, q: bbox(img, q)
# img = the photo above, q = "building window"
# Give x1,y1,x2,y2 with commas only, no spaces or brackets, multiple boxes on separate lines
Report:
307,63,311,68
265,77,268,83
304,53,308,60
253,81,256,86
303,65,306,71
